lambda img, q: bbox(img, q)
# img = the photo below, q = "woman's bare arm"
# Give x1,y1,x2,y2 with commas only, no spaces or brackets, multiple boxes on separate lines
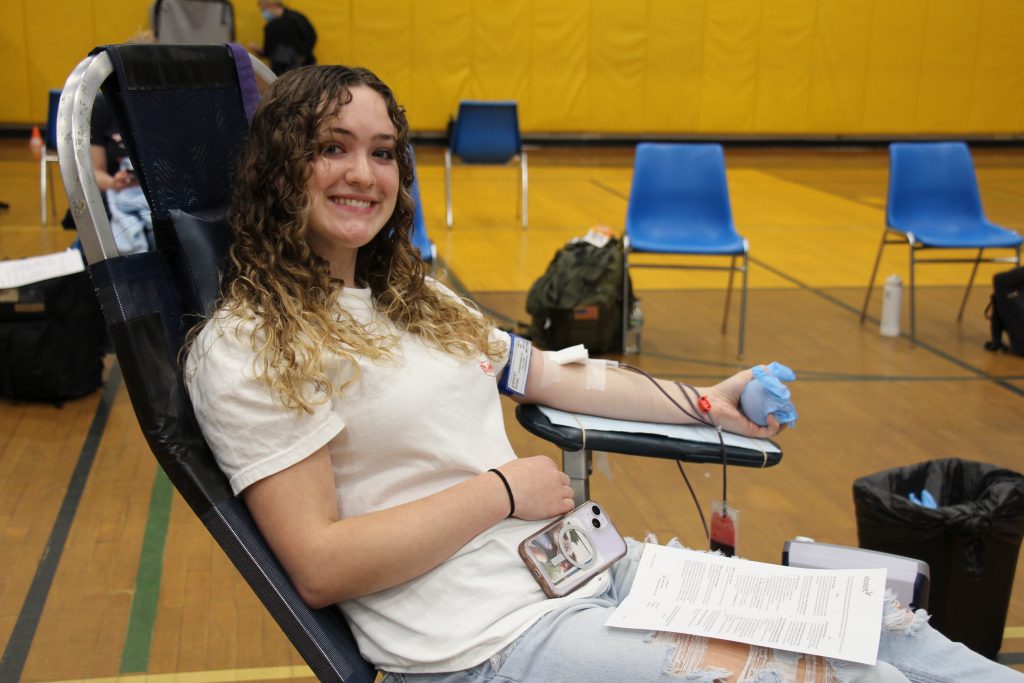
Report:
243,445,574,607
512,347,783,439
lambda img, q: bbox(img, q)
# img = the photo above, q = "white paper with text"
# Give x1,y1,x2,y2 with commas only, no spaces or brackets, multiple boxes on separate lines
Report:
606,544,885,664
0,249,85,289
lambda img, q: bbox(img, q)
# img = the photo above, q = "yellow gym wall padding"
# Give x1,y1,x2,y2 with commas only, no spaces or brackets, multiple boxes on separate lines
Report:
5,0,1024,136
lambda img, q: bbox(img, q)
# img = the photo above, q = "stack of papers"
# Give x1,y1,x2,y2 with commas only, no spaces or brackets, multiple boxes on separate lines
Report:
0,250,85,289
607,544,885,664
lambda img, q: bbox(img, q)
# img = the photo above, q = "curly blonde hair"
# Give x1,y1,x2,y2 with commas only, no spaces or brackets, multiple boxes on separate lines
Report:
195,65,504,413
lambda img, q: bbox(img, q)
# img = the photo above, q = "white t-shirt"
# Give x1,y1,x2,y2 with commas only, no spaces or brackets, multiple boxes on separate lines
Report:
184,282,607,673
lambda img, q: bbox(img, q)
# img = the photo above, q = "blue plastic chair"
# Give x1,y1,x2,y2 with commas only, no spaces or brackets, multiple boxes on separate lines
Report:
860,142,1022,344
40,88,61,224
444,100,527,229
409,147,436,268
623,143,749,358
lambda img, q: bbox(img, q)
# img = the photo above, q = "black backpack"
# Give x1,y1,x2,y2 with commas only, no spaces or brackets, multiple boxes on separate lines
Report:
0,270,105,404
526,237,633,353
984,266,1024,356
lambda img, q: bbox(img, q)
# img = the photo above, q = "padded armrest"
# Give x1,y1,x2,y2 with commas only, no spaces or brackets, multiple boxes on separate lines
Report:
515,403,781,468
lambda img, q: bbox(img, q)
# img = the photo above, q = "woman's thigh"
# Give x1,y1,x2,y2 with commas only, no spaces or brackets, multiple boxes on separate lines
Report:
386,601,705,683
388,600,908,683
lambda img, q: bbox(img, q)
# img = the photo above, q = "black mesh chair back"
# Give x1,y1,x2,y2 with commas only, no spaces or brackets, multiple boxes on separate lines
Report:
58,43,376,682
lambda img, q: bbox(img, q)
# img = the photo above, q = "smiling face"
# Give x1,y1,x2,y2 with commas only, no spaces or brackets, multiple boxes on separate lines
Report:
304,86,400,284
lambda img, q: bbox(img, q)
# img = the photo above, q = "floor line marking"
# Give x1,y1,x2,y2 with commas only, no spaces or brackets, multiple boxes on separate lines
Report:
120,469,174,673
41,664,315,683
0,365,123,682
748,256,1024,400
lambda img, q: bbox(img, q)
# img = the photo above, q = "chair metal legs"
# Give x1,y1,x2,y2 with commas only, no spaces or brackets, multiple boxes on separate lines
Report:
623,245,747,359
40,153,47,224
722,255,736,333
621,247,632,354
861,230,920,343
860,230,889,325
737,251,748,359
519,152,528,230
445,151,528,230
444,148,453,229
40,151,58,224
957,248,984,322
861,229,918,342
908,240,917,344
861,229,1022,345
719,253,748,358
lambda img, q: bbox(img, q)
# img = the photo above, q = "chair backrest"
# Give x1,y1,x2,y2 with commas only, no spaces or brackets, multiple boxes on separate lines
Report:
45,89,61,150
626,143,737,244
408,146,433,261
58,44,375,683
450,100,521,164
887,141,987,230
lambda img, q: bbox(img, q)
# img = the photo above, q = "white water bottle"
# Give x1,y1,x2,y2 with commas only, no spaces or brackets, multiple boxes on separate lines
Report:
625,301,643,354
880,274,902,337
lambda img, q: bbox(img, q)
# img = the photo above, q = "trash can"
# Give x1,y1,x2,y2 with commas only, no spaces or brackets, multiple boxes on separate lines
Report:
853,458,1024,660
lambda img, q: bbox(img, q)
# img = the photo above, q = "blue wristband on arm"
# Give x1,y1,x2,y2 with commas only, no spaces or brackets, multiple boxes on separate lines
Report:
498,334,532,397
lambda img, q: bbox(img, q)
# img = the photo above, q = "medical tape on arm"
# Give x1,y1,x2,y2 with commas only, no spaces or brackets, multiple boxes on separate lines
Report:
585,359,608,391
539,350,562,388
542,344,612,391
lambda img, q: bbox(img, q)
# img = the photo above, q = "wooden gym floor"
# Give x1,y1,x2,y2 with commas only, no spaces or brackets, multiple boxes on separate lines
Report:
1,140,1023,681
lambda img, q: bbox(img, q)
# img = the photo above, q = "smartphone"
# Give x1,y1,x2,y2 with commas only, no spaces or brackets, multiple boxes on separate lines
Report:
518,500,627,598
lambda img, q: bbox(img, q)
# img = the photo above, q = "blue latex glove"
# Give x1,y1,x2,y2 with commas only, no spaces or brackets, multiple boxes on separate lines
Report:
739,361,798,427
909,489,938,508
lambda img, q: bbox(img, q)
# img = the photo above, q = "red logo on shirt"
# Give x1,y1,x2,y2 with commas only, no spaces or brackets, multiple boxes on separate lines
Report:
480,360,496,377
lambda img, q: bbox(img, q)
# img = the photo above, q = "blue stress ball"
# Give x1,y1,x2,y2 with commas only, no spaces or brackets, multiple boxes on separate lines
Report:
739,362,797,427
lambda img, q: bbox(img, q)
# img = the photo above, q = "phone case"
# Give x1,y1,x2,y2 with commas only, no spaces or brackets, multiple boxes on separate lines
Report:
518,500,627,598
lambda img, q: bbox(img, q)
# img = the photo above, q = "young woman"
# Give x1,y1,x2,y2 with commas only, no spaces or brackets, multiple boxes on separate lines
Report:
185,65,1022,682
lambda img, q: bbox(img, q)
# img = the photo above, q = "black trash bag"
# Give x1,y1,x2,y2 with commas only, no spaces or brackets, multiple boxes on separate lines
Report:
853,458,1024,660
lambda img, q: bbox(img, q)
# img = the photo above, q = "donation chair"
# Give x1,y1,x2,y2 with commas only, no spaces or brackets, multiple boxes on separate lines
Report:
59,43,376,682
59,44,783,680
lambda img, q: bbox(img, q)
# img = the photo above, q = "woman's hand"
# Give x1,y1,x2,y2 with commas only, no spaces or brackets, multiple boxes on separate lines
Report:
496,455,575,521
700,369,785,439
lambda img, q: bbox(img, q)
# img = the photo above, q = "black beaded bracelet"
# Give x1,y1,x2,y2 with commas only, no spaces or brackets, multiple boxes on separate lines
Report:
488,468,515,518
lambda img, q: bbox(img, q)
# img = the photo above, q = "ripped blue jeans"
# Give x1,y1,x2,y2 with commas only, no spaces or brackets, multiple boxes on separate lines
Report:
383,540,1023,682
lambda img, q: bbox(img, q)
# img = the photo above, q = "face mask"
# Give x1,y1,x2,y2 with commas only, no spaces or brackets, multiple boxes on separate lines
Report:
261,8,275,21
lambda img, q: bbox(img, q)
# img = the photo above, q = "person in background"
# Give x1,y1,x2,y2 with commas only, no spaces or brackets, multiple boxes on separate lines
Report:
252,0,316,75
66,30,156,253
90,94,153,254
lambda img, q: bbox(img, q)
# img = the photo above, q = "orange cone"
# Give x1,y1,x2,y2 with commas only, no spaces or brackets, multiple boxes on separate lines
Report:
29,125,43,160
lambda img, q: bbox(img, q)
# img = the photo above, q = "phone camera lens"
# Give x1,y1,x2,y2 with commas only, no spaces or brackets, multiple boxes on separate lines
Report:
591,505,601,516
591,518,602,529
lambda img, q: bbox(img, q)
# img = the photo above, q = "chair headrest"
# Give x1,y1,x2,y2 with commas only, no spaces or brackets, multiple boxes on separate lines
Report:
99,44,250,219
